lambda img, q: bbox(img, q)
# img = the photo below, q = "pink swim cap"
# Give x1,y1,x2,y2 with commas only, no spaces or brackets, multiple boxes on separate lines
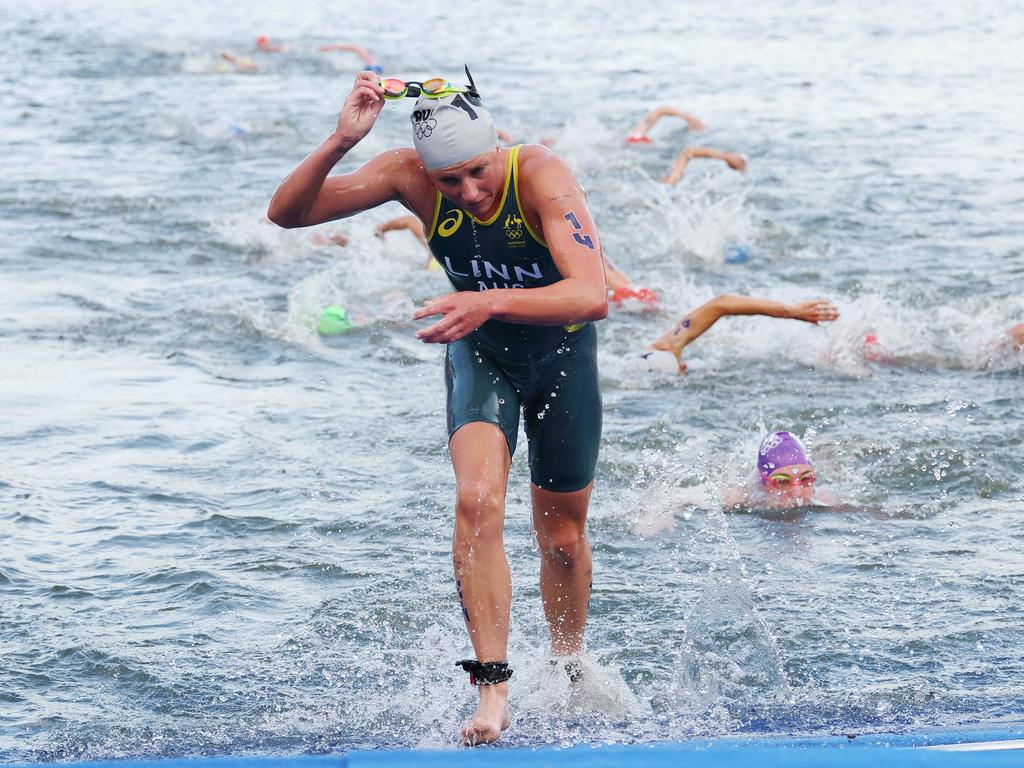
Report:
625,132,652,145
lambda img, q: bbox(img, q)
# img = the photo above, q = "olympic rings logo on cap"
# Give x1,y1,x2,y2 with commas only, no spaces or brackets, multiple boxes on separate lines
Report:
760,432,784,455
414,118,438,140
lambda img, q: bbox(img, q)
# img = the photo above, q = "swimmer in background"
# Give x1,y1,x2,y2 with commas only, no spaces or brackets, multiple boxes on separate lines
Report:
661,146,747,185
862,324,1024,368
255,35,289,53
318,42,383,73
375,214,427,247
374,215,440,269
308,230,349,247
603,256,658,307
217,52,258,73
625,105,706,144
306,217,429,263
722,431,838,510
642,295,839,374
497,129,557,148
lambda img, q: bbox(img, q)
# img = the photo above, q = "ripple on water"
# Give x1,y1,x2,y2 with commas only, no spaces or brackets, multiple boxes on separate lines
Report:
181,512,303,536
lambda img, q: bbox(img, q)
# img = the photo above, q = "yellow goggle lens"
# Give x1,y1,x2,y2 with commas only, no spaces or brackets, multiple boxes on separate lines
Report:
421,77,449,94
381,78,407,97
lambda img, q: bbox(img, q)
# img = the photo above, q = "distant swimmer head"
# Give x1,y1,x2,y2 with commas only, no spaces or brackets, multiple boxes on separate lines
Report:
639,349,680,374
862,332,893,363
625,132,652,145
724,244,751,264
411,66,498,172
316,304,355,335
758,431,810,476
757,431,815,497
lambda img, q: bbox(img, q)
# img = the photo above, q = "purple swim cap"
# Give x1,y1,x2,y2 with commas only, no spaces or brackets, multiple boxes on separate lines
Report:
757,431,810,481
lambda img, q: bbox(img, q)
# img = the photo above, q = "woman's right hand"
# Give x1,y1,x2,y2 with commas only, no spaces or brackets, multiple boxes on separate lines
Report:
333,71,386,150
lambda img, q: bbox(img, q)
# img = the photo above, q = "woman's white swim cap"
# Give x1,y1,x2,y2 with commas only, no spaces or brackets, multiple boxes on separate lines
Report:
411,90,498,171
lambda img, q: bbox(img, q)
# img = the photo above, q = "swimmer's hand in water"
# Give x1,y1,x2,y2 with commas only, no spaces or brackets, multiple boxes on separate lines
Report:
333,71,385,150
788,299,839,324
414,292,493,343
723,152,747,172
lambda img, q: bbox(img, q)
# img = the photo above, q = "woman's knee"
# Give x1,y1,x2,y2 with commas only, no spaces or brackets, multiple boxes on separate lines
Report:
537,528,588,568
454,484,505,542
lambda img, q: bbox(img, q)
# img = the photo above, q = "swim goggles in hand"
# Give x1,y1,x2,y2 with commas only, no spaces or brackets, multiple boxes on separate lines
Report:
379,65,481,100
379,77,464,99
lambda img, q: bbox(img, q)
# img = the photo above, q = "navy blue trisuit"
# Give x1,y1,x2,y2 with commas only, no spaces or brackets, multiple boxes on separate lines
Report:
425,145,602,493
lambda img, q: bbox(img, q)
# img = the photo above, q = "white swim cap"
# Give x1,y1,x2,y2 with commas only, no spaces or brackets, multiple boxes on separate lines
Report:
411,90,498,171
640,350,680,374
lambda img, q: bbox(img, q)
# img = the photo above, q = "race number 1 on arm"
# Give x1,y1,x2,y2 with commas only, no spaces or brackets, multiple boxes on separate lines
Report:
492,149,608,324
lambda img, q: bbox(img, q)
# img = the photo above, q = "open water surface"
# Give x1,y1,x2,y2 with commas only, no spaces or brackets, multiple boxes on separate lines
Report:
2,0,1023,760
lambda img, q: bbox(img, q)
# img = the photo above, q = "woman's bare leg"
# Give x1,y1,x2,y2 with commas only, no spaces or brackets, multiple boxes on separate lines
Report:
450,422,513,745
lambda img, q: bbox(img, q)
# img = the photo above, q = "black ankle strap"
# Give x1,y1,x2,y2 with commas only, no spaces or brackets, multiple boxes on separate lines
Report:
455,659,513,686
549,657,584,683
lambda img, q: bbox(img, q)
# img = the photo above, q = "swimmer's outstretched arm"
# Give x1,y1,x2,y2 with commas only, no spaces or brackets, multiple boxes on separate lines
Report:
268,73,429,229
318,43,375,64
602,256,633,292
375,215,426,244
661,147,746,185
650,295,838,370
375,215,433,267
630,105,706,136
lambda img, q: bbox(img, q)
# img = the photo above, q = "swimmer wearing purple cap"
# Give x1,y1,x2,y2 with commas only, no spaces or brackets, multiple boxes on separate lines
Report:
758,431,816,504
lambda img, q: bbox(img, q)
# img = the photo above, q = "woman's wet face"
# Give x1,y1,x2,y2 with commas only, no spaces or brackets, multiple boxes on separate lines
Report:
427,149,503,218
764,464,816,501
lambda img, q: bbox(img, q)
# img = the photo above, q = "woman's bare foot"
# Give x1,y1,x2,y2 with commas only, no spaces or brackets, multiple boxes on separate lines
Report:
460,682,511,746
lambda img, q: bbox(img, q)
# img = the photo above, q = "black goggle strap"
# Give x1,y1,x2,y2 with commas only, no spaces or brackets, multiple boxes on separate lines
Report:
464,64,480,98
455,659,512,686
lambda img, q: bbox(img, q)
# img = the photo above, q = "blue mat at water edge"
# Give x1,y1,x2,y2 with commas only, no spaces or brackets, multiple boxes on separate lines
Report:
11,730,1024,768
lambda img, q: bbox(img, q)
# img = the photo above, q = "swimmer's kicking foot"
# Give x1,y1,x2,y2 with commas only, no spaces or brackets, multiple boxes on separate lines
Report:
460,681,511,746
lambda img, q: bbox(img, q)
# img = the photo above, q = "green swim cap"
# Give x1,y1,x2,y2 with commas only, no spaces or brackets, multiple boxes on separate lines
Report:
316,304,354,335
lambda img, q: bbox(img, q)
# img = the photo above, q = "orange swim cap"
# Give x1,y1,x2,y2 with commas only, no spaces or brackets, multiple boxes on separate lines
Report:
610,286,658,304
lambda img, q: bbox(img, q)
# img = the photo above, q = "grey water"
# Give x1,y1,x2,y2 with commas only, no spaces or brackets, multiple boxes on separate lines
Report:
2,0,1023,761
